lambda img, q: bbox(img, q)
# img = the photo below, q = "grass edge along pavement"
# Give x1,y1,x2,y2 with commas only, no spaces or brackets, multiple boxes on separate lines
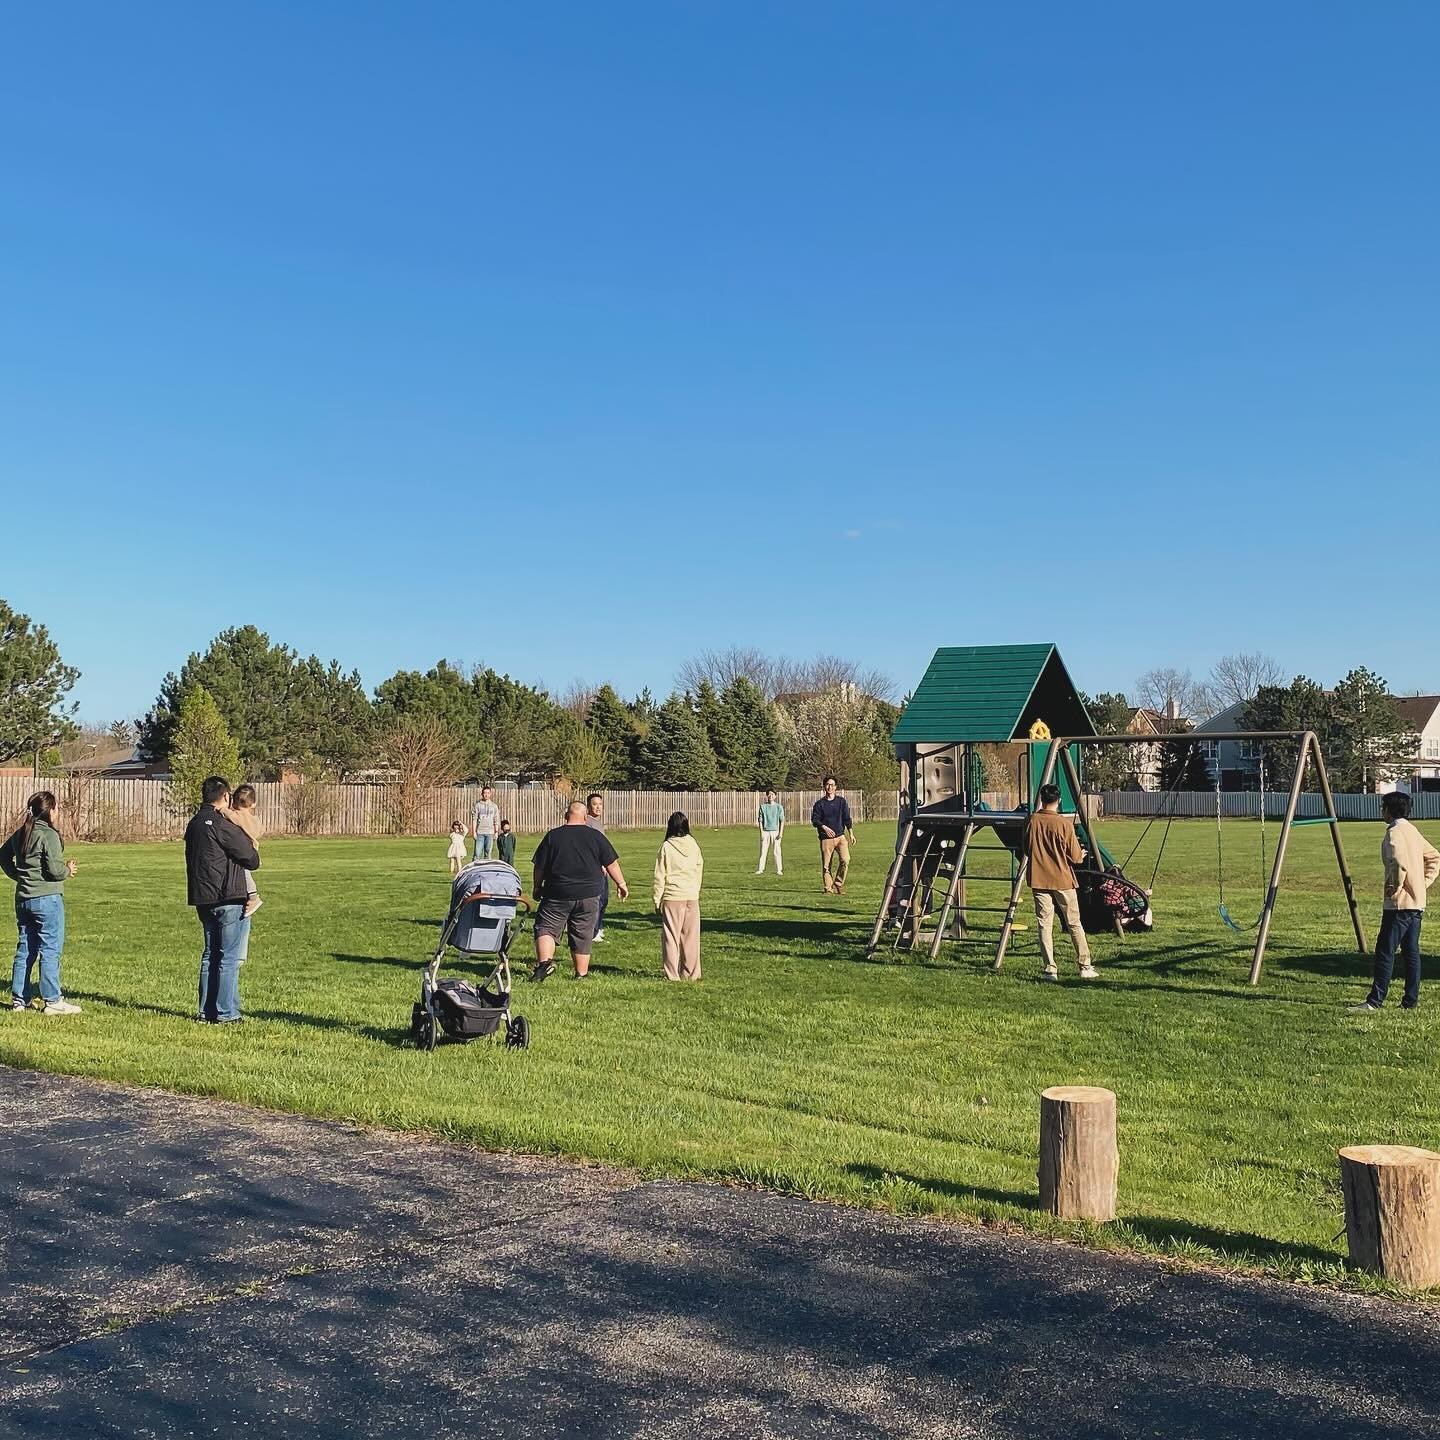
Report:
3,820,1439,1304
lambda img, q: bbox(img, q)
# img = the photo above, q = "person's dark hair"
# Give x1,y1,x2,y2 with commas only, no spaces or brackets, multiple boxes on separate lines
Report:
666,811,690,839
1382,791,1412,821
586,792,603,806
201,776,232,806
1038,784,1062,807
232,783,257,809
822,774,837,786
18,791,59,858
500,818,511,829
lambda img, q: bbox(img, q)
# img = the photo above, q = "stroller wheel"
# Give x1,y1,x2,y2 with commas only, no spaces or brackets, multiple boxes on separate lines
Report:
412,1004,439,1053
505,1015,530,1050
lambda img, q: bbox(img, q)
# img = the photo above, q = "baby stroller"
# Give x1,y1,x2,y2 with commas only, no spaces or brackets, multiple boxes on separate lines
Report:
412,860,532,1052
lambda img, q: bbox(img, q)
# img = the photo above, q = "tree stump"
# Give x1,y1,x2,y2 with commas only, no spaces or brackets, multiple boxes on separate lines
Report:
1039,1086,1117,1222
1339,1145,1440,1288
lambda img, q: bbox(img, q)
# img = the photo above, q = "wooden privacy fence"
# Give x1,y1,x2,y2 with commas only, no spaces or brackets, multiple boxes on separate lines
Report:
0,776,898,842
1099,790,1440,822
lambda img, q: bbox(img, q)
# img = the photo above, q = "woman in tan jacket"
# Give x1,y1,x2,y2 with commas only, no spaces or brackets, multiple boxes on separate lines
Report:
653,812,704,981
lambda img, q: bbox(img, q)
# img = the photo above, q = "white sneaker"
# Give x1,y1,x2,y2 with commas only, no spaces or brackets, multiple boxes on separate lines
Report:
1078,966,1099,981
44,998,81,1016
592,930,606,943
10,998,28,1013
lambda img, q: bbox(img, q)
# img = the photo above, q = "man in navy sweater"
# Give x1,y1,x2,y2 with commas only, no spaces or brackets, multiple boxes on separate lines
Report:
810,776,856,894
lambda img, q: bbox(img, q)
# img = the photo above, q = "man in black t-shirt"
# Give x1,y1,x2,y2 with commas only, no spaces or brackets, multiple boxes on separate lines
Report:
529,800,629,982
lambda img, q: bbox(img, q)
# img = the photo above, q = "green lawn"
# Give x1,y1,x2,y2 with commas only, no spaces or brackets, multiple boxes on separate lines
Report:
3,819,1434,1292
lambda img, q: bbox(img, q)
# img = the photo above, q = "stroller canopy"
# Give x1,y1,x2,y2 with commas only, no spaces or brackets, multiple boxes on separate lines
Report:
444,861,524,956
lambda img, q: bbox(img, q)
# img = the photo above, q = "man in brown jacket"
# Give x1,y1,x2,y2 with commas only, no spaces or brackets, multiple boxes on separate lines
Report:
1353,791,1440,1012
1025,784,1097,982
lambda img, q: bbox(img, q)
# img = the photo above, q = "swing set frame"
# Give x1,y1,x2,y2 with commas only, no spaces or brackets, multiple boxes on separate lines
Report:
993,729,1368,985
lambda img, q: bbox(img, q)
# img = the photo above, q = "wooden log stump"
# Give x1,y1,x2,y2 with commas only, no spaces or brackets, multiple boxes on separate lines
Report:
1039,1086,1117,1222
1339,1145,1440,1288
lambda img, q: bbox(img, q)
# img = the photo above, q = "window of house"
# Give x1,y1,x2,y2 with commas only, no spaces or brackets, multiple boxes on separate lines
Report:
1425,738,1440,760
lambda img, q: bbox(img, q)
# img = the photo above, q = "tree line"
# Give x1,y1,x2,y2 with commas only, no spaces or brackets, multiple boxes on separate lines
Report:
0,603,899,800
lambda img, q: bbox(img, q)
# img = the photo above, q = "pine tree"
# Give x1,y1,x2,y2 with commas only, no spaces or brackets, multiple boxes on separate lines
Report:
583,684,636,785
696,680,747,787
167,685,242,816
635,695,719,790
720,677,788,788
1157,733,1210,792
1331,667,1411,792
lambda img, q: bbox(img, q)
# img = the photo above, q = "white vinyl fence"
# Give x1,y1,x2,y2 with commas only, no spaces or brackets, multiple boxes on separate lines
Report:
1099,790,1440,822
0,775,898,842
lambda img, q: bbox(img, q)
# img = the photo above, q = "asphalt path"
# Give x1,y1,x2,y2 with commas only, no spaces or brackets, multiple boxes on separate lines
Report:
3,1067,1439,1439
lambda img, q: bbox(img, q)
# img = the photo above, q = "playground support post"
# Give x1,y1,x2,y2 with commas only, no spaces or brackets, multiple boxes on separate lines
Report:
1313,738,1368,960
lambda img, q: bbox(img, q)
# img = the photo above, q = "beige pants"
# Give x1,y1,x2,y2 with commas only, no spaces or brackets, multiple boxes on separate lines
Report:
758,830,783,873
660,899,701,981
821,836,850,891
1034,888,1090,971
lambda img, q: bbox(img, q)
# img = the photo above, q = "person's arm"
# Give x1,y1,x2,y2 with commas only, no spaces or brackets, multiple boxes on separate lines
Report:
843,798,855,840
1067,822,1086,866
0,836,18,884
604,858,630,900
1384,833,1407,903
532,838,548,898
39,830,72,882
1423,838,1440,892
778,805,785,836
214,817,260,872
653,847,666,910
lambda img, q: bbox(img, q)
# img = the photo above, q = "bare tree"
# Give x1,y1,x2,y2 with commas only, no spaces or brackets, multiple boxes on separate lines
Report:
677,647,893,703
556,680,597,723
377,714,467,834
1133,667,1215,727
676,647,782,699
1207,652,1285,711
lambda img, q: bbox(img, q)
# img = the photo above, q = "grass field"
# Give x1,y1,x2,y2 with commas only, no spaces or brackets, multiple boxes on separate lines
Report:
4,818,1436,1291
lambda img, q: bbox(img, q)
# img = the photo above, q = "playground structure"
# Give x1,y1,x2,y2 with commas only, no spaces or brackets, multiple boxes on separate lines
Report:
870,644,1368,985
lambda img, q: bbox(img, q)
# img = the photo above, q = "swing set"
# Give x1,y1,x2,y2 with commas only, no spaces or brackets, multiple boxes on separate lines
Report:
993,729,1368,984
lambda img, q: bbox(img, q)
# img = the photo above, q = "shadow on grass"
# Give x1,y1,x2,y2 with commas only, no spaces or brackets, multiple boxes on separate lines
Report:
845,1163,1339,1266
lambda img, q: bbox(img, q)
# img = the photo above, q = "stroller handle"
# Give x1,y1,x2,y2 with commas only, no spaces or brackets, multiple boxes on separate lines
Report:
458,891,532,914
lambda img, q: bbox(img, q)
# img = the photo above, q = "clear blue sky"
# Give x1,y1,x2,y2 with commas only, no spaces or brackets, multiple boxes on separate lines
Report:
4,2,1437,721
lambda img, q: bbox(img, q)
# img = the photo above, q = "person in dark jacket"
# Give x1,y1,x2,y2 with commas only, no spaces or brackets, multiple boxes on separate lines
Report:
184,776,260,1024
810,776,856,894
2,791,81,1015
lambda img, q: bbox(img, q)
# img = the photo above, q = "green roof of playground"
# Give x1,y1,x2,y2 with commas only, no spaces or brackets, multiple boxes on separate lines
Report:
890,644,1096,745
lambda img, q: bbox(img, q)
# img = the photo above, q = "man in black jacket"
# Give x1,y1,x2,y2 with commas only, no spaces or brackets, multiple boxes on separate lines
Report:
185,776,260,1023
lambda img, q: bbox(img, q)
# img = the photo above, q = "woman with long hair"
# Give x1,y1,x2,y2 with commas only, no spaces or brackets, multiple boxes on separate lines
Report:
1,791,80,1014
652,811,704,982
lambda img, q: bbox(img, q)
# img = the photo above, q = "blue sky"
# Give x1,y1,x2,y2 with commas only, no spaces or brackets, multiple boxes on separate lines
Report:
4,2,1437,721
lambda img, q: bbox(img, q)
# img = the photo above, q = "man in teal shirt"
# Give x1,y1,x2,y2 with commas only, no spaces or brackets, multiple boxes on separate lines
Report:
756,790,785,875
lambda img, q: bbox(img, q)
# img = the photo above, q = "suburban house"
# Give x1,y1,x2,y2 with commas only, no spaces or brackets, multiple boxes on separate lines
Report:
1123,706,1168,790
1391,696,1440,794
1193,700,1263,790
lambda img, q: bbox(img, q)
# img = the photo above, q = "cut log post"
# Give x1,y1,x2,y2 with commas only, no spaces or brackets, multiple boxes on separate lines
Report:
1339,1145,1440,1288
1039,1086,1117,1222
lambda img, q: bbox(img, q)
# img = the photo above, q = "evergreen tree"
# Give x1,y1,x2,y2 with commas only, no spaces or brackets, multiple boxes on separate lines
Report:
1331,667,1411,792
1080,691,1135,790
1158,732,1210,791
720,677,789,789
696,679,748,787
635,695,719,790
0,598,79,764
1244,676,1332,787
583,684,636,784
167,685,242,815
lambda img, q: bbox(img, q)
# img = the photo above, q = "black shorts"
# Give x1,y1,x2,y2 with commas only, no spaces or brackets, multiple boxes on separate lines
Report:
535,895,602,952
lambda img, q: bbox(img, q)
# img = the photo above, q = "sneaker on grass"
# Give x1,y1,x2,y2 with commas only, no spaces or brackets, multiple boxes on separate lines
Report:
1348,1001,1381,1014
592,930,606,943
43,998,81,1016
10,998,28,1013
1078,966,1100,980
529,959,557,984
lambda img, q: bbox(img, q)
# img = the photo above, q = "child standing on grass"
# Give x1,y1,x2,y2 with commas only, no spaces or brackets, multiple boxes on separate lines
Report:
229,785,265,919
497,819,517,867
447,821,469,875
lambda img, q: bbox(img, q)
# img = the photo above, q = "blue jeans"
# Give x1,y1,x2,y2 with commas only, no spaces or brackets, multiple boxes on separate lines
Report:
473,833,494,861
197,903,247,1022
12,895,65,1006
1368,909,1423,1009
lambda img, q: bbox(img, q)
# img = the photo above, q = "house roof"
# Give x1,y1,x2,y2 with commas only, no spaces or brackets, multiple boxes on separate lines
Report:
891,644,1095,745
1395,696,1440,732
1127,707,1165,735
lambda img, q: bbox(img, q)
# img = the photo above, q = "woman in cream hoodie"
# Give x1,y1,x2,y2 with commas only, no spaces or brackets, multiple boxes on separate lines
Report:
653,812,704,981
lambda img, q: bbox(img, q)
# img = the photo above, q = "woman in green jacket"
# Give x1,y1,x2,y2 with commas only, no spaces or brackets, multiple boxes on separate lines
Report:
2,791,80,1015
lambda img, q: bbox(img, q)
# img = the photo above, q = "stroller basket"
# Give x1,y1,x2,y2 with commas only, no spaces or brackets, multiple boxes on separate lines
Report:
433,978,507,1039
